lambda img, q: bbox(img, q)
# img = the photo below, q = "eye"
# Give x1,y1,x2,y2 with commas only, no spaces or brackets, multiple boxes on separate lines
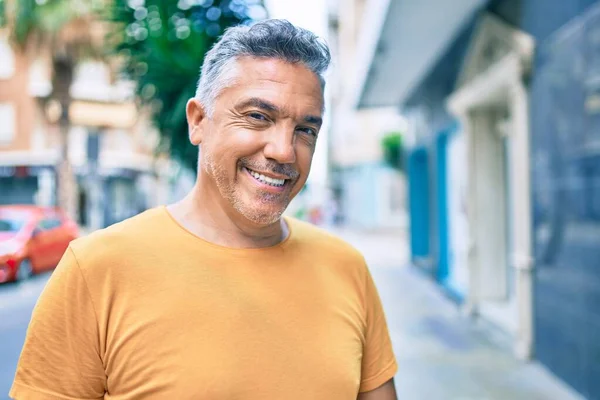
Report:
248,112,268,121
297,127,318,137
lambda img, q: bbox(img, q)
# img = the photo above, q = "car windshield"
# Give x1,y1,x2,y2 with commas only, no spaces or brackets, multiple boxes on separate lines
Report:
0,218,26,233
0,210,32,233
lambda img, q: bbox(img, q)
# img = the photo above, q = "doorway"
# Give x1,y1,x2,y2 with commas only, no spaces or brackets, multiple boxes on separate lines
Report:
470,106,517,332
448,53,534,359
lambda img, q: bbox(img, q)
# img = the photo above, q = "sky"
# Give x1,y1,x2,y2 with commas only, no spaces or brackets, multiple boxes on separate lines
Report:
264,0,328,38
263,0,330,189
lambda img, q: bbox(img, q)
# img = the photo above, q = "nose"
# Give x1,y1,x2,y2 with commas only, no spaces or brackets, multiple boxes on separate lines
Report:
263,126,296,164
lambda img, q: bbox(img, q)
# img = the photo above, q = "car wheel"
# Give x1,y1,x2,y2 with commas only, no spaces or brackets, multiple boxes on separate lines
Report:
16,259,33,282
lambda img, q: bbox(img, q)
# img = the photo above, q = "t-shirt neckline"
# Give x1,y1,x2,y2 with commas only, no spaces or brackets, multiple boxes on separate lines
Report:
161,205,294,253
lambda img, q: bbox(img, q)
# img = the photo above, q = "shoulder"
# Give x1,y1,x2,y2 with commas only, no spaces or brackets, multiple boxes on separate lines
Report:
286,217,367,267
286,218,372,306
69,207,167,271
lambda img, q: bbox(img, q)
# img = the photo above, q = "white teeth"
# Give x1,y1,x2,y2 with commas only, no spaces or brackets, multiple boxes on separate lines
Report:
247,168,286,186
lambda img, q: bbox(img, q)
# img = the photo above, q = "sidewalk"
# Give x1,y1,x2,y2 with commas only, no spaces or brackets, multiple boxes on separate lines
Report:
327,225,583,400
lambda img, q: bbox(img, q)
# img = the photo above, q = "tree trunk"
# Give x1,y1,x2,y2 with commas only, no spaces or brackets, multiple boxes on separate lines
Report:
52,55,78,221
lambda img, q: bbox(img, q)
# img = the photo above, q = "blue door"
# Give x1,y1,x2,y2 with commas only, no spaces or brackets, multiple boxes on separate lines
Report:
436,132,450,284
408,148,430,264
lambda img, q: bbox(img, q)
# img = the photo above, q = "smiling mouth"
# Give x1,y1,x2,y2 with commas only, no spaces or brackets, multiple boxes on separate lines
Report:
243,167,288,187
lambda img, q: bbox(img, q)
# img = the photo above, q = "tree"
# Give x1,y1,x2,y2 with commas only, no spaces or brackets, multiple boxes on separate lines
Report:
381,131,404,171
108,0,266,172
0,0,105,219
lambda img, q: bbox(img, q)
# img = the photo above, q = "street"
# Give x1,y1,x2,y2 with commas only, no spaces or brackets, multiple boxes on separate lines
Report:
0,273,51,399
0,227,585,400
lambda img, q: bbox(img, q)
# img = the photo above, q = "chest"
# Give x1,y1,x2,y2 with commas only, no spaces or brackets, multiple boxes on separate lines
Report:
101,266,366,399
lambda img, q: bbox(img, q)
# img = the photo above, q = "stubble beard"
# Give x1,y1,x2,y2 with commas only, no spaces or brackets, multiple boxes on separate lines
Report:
202,151,289,226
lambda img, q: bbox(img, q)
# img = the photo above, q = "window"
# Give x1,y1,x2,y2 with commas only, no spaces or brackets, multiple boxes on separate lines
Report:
0,103,16,145
38,216,62,231
0,218,25,233
0,37,15,80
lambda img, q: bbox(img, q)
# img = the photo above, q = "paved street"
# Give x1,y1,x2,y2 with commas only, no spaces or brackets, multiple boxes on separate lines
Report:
0,226,586,399
0,273,51,400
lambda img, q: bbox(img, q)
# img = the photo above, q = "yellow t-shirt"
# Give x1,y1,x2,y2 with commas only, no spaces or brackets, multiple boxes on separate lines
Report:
11,207,397,400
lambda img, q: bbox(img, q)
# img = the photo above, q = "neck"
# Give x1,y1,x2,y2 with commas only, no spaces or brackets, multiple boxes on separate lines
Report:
167,180,288,249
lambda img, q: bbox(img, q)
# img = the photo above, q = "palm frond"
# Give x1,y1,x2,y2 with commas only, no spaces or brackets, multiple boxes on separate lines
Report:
0,0,7,27
7,0,101,52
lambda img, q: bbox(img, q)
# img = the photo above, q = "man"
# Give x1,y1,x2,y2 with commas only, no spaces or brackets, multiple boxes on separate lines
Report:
11,19,397,400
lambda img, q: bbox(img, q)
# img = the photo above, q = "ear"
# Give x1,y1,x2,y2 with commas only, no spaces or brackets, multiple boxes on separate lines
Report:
186,98,207,145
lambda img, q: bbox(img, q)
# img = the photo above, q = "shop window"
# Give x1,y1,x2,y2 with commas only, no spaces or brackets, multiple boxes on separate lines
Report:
0,38,15,79
0,103,16,145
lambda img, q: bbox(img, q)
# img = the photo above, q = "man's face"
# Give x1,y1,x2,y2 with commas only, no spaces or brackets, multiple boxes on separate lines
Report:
189,57,324,226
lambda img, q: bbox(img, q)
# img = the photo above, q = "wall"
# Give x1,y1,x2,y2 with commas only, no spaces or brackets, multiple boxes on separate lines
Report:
395,0,600,396
332,107,405,166
521,0,599,42
337,162,404,229
0,45,35,151
338,163,379,228
528,1,600,398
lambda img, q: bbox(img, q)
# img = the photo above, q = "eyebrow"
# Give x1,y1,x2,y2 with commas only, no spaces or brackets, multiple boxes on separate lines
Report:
236,97,323,127
303,115,323,127
235,97,279,113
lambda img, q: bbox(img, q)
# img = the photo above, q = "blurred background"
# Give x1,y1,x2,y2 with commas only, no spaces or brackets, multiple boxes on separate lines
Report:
0,0,599,399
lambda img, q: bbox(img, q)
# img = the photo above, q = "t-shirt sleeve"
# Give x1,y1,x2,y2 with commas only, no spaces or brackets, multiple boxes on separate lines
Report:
359,265,398,393
10,246,106,400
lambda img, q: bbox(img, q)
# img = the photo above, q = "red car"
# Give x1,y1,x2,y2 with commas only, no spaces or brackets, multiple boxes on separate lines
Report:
0,205,79,283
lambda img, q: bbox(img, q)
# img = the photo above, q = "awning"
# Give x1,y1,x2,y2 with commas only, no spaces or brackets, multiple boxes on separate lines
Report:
0,150,60,167
69,101,138,129
356,0,486,108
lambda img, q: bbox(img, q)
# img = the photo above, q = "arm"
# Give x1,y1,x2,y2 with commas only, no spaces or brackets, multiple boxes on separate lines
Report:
358,378,397,400
358,263,398,395
10,246,106,399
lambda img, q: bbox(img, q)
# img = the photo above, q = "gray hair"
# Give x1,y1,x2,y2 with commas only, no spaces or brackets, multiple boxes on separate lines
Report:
196,19,331,116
